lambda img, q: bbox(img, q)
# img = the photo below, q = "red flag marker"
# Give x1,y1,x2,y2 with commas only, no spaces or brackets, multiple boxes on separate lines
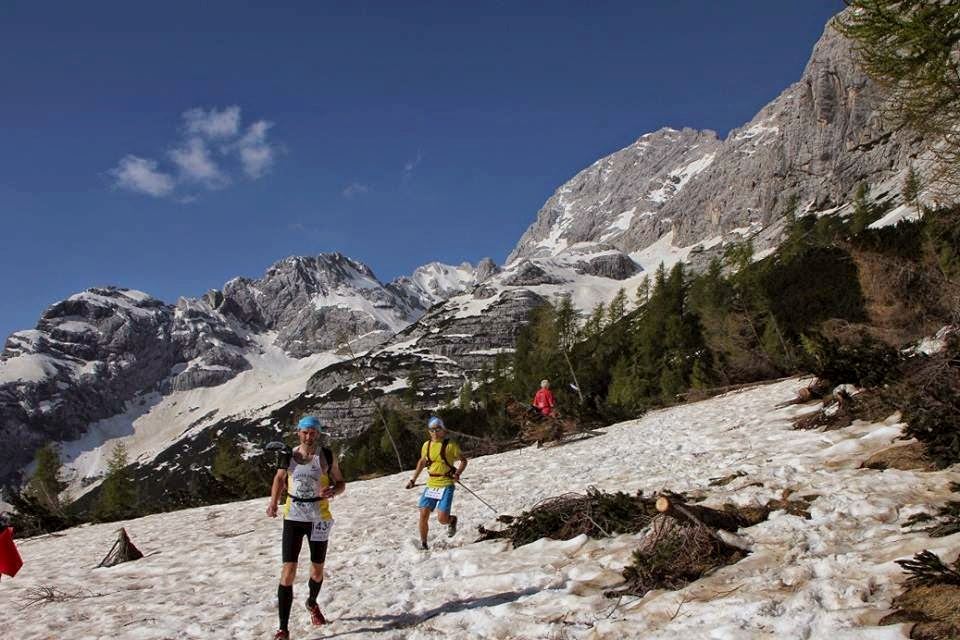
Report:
0,527,23,578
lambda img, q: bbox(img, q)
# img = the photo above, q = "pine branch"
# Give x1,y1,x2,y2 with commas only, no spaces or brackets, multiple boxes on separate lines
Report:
896,550,960,586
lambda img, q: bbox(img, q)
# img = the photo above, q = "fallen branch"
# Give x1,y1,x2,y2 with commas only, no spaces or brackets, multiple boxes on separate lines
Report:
21,586,107,608
215,529,255,539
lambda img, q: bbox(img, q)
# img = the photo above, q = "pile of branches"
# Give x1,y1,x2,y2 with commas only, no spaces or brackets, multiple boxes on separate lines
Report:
881,550,960,638
897,550,960,587
504,399,598,447
97,528,143,568
607,494,814,599
20,586,106,608
606,515,746,598
477,488,661,547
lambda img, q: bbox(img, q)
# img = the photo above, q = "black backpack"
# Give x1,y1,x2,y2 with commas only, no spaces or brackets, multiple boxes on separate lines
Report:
275,445,333,475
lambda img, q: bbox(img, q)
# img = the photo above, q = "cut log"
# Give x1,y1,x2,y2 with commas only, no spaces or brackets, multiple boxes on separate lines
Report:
655,496,744,533
655,495,752,551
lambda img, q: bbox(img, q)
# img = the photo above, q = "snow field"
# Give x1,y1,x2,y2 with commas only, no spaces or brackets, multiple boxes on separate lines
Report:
3,377,959,639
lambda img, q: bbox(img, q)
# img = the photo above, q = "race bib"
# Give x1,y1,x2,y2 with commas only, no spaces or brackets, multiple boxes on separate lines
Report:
310,519,334,542
424,486,446,500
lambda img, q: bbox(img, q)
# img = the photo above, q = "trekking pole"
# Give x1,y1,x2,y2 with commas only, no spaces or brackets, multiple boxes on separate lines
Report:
456,479,500,515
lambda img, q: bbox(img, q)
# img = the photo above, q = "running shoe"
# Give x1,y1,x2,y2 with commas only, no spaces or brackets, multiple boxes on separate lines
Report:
306,600,326,626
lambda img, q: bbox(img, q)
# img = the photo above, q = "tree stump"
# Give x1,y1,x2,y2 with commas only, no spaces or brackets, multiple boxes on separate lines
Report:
97,527,143,568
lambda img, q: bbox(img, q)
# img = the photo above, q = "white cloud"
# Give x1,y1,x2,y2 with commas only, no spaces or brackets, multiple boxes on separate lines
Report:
109,106,279,200
404,151,422,174
182,106,241,139
235,120,276,178
342,182,370,199
402,150,423,184
169,138,229,188
109,155,176,198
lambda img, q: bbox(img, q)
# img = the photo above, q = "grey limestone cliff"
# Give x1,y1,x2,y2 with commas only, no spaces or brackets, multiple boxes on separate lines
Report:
509,17,924,265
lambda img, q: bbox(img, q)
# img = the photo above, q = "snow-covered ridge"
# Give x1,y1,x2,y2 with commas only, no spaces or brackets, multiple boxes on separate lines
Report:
5,378,957,639
388,261,480,309
58,333,342,498
0,252,486,489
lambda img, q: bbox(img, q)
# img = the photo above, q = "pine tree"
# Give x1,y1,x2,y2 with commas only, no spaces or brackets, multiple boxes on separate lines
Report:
902,165,922,216
635,276,650,308
723,240,754,273
26,443,66,512
835,1,960,193
582,302,606,339
212,438,262,496
554,295,584,403
95,442,138,522
781,193,800,224
554,296,579,351
850,182,872,234
607,288,627,325
405,367,423,407
606,356,639,413
458,379,474,409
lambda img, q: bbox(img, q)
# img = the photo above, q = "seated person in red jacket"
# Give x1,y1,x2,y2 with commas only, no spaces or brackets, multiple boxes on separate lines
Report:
532,379,556,416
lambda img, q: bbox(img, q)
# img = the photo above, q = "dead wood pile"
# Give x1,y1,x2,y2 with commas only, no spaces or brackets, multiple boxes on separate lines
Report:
477,488,661,547
504,399,599,446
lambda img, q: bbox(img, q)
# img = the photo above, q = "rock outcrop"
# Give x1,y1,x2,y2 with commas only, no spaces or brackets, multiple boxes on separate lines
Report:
508,17,924,265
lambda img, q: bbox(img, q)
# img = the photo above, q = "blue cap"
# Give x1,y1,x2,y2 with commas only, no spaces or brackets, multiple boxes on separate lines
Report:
297,416,323,430
427,416,444,430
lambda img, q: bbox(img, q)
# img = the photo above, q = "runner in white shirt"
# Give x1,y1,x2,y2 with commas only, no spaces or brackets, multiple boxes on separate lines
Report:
266,416,345,639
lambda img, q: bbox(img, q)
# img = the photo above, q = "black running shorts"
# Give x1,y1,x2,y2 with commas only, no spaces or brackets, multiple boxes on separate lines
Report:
281,519,329,564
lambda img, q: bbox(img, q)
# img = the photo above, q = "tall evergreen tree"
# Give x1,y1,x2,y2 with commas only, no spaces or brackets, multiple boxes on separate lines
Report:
95,442,138,522
554,295,584,403
902,165,922,215
26,443,66,512
582,302,606,339
850,182,873,234
607,288,628,325
635,275,650,308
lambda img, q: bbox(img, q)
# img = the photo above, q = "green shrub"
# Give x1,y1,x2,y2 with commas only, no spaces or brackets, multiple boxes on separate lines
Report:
801,333,903,387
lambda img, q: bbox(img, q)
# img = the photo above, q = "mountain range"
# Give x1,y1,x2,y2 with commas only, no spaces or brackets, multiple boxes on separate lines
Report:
0,12,934,501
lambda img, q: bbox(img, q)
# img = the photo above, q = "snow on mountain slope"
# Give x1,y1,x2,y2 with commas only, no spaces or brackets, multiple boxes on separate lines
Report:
56,333,341,499
5,377,958,639
389,261,481,309
297,242,647,436
1,252,483,489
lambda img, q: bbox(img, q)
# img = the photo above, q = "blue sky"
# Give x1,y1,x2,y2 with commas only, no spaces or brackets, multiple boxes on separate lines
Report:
0,1,843,342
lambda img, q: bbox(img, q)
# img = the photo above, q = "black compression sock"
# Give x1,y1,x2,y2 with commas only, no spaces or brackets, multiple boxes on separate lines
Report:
278,584,293,631
307,578,323,605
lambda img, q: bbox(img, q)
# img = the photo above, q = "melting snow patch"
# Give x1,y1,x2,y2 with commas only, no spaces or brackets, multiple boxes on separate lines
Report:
6,378,960,639
868,203,921,230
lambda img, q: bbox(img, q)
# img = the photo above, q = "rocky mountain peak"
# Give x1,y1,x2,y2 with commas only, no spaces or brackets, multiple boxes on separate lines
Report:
507,127,722,264
510,16,925,269
387,260,487,310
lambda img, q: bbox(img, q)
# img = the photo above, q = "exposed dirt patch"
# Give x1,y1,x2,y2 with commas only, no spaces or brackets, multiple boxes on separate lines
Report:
862,441,936,472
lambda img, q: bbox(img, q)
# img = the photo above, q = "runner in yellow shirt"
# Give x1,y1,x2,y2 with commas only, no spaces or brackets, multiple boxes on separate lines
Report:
405,416,468,550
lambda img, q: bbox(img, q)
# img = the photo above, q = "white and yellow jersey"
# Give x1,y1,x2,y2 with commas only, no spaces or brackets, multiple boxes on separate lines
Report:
282,452,332,522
